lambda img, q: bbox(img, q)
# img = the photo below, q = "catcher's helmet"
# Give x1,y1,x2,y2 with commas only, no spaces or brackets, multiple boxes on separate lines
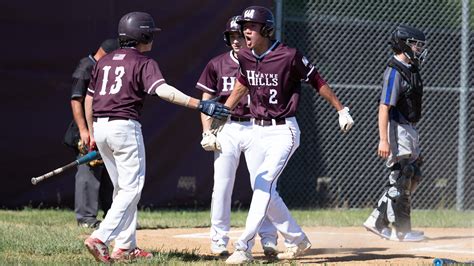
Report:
237,6,274,38
390,25,427,68
118,12,161,45
223,15,242,46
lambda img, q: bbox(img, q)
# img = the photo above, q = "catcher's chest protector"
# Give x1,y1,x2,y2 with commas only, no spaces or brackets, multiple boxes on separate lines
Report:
388,57,423,123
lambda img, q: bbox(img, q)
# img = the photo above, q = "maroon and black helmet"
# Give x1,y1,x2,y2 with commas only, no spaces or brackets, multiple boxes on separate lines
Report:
237,6,274,37
118,12,161,44
223,15,242,46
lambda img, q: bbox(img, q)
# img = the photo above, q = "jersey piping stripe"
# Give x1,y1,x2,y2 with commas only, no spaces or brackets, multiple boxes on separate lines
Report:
147,79,165,94
244,125,297,251
87,87,95,93
196,82,216,93
229,50,239,64
384,68,397,104
304,66,315,82
251,41,280,60
88,54,96,64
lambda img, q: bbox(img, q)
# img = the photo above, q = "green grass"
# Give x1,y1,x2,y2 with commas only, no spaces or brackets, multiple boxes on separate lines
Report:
0,208,472,264
136,208,473,228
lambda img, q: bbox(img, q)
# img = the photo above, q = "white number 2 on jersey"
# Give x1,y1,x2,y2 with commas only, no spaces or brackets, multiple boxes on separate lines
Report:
269,89,278,104
99,66,125,95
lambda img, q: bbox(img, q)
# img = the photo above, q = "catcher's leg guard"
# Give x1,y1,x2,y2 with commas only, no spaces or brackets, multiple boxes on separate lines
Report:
409,157,423,194
387,159,415,235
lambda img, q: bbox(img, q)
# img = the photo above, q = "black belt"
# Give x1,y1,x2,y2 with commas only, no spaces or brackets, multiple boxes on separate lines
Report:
254,117,286,126
93,116,129,122
230,116,251,122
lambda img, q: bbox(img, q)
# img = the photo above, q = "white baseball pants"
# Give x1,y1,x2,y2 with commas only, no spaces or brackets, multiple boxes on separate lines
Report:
234,117,306,252
211,119,277,247
90,118,145,251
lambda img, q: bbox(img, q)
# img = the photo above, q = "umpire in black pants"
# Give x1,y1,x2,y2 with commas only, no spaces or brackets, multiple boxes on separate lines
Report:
64,39,118,228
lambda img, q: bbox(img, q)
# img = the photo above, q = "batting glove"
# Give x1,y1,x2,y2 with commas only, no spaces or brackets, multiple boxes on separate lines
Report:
200,131,221,152
199,98,230,120
338,107,354,133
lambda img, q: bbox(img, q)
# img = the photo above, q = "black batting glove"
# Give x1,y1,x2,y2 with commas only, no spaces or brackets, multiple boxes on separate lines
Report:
198,97,231,120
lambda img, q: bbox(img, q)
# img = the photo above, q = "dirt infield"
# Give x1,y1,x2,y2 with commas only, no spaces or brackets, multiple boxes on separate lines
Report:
137,226,473,265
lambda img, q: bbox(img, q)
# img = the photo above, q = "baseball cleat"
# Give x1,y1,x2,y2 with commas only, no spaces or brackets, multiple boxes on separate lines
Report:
225,249,253,264
210,242,229,256
262,241,278,258
111,247,153,261
276,236,311,260
84,237,111,263
389,230,425,242
78,220,101,229
363,215,392,240
363,222,391,240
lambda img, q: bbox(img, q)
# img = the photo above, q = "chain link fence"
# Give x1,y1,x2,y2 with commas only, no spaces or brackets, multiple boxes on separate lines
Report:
277,0,473,210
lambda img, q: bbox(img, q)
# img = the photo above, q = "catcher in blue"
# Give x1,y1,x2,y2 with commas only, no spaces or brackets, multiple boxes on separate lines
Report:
364,25,427,242
82,11,229,263
197,15,278,257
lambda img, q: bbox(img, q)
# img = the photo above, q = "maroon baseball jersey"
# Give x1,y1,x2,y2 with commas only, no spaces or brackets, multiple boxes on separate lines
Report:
237,41,327,119
87,48,166,120
196,51,251,118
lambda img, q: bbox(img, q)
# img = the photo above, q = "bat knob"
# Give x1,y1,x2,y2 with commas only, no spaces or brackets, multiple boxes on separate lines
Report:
31,177,38,185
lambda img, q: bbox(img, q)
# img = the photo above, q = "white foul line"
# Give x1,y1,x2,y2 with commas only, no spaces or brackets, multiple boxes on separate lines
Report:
173,230,244,239
409,244,474,255
174,230,369,239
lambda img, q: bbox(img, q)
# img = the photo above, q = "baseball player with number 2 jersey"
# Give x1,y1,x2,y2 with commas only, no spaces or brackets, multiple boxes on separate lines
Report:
197,15,277,257
223,6,354,264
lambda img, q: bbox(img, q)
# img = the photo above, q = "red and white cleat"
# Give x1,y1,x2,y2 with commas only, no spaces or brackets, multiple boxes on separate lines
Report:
111,247,153,261
84,237,111,263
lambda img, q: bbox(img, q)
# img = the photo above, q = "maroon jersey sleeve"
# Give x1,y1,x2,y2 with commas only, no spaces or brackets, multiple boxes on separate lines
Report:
196,60,218,95
197,51,251,118
142,59,166,95
237,67,249,87
292,51,327,91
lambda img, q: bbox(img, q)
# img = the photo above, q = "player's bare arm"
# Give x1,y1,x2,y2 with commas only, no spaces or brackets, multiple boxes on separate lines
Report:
318,84,343,111
224,80,248,110
319,84,354,133
378,103,391,158
200,92,214,132
84,94,95,149
71,97,90,146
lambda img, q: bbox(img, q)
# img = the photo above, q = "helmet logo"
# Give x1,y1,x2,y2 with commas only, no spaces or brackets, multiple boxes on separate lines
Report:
244,9,255,19
230,20,238,29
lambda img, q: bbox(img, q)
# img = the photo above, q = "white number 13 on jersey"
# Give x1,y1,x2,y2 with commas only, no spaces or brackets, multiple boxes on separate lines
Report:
99,66,125,95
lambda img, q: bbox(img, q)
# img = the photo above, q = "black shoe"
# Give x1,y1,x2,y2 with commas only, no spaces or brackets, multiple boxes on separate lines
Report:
78,220,101,228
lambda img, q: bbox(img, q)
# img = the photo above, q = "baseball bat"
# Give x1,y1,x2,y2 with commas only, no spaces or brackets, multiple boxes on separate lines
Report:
31,151,100,185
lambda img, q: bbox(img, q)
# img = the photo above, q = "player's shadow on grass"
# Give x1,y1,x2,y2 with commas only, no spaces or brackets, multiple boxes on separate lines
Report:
426,235,474,241
300,248,431,264
314,253,432,263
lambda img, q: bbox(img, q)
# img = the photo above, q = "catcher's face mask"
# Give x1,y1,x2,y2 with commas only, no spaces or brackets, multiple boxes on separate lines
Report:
406,38,427,66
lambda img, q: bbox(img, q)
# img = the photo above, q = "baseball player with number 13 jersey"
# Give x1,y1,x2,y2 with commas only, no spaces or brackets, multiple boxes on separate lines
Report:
83,12,229,263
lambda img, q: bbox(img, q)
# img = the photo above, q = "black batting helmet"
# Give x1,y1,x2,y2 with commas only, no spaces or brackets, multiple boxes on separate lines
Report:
223,15,242,46
118,12,161,45
390,25,427,68
237,6,274,38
